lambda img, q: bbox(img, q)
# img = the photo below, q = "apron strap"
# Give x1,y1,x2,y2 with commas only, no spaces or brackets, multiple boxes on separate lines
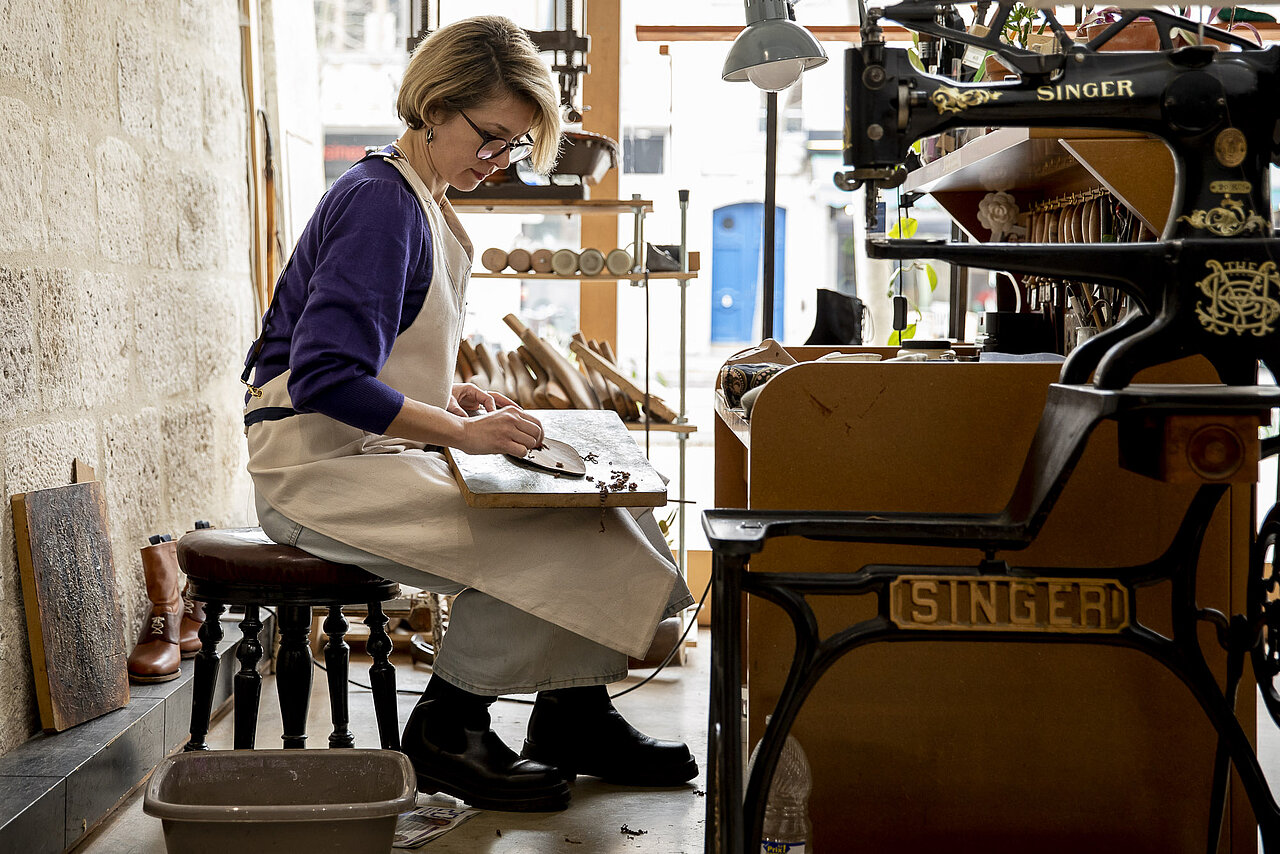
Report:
244,406,300,428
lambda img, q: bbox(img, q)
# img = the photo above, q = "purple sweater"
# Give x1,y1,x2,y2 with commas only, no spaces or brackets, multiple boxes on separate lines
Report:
247,150,434,434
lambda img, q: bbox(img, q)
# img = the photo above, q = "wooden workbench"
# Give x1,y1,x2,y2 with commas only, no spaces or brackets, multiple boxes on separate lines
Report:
715,347,1254,853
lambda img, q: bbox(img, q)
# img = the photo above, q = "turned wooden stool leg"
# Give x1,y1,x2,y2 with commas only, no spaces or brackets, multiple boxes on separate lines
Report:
186,601,225,751
324,605,355,748
233,605,264,750
364,602,400,750
276,604,313,749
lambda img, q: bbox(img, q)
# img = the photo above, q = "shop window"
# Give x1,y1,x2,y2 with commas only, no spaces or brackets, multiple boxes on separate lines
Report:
623,127,666,174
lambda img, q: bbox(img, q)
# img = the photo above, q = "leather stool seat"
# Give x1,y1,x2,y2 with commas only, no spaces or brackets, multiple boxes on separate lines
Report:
177,527,401,752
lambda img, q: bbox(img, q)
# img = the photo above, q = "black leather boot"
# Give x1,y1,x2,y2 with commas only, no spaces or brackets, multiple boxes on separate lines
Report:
401,676,570,811
522,685,698,786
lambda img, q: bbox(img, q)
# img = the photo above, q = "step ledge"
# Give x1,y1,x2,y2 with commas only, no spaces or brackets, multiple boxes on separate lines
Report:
0,615,268,853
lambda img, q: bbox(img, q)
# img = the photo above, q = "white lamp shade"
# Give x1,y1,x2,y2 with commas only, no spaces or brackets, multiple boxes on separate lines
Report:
722,16,828,91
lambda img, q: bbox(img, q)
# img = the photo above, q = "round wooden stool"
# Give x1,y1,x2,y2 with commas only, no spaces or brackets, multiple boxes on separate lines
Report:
177,527,401,752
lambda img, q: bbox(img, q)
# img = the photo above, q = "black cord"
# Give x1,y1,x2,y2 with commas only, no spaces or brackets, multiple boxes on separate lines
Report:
304,574,714,702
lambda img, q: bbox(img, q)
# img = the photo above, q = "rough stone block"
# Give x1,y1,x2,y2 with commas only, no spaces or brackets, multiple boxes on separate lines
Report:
40,119,97,255
161,401,220,523
94,137,145,265
192,275,254,390
141,169,178,271
0,268,36,417
32,267,85,412
133,274,196,398
2,419,97,499
159,51,201,154
202,66,244,162
116,18,156,143
0,462,38,756
177,168,220,271
101,410,164,632
78,271,133,408
0,99,45,254
57,0,116,125
216,171,252,274
0,0,64,99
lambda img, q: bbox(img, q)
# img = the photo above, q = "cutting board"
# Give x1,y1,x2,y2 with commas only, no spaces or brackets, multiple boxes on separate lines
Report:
11,481,129,731
444,410,667,508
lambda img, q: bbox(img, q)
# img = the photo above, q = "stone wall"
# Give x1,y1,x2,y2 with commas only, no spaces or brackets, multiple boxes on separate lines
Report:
0,0,257,753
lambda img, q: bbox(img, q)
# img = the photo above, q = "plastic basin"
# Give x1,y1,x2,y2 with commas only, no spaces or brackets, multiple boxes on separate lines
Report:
143,749,416,853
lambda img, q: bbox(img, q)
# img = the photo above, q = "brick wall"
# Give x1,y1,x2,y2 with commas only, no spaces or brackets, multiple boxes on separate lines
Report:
0,0,257,753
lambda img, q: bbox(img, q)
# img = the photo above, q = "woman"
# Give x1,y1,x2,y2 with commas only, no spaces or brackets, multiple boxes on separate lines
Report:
242,16,695,811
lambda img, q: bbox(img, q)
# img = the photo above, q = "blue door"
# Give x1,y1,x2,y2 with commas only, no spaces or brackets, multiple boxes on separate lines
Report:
711,202,786,343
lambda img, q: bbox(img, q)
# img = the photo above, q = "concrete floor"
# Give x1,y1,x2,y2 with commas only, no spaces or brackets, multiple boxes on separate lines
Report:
75,630,710,854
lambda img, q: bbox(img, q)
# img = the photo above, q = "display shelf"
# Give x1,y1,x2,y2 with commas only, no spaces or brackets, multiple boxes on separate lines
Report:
714,391,751,450
451,198,653,215
472,271,698,282
903,126,1174,237
458,192,698,581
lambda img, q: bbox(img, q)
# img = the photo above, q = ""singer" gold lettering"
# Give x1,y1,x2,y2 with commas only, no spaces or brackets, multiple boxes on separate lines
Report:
1036,80,1135,102
890,575,1129,633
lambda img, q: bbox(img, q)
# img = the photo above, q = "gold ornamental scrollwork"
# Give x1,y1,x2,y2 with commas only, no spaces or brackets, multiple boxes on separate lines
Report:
1177,195,1270,237
930,86,1003,115
1196,259,1280,337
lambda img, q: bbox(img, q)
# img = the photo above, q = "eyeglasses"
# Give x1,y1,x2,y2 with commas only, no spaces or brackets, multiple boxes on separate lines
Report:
458,110,534,163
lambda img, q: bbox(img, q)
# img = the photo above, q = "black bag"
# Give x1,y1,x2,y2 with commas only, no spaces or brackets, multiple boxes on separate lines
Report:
804,288,865,346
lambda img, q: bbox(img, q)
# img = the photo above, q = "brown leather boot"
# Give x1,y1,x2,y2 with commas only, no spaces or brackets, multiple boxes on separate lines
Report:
179,584,205,659
127,538,183,683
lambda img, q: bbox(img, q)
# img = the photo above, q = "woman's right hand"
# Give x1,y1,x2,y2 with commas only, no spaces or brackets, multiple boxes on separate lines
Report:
456,406,543,456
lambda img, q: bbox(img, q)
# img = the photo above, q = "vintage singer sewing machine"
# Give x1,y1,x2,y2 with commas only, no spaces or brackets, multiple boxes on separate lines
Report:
704,4,1280,851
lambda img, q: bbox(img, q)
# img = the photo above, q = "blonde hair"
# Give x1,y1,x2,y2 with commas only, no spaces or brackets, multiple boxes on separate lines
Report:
398,16,562,174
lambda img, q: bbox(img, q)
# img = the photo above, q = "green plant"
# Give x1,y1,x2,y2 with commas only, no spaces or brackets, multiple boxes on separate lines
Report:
973,3,1048,82
884,216,937,345
1001,2,1048,49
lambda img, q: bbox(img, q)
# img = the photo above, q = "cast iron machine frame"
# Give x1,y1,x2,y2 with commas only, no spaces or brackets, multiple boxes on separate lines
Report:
705,3,1280,851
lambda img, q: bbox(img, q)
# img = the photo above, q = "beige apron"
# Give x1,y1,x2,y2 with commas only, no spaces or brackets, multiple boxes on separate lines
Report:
245,152,685,659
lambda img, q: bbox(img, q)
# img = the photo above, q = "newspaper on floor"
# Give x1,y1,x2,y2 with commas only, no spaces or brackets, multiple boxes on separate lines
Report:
393,800,481,848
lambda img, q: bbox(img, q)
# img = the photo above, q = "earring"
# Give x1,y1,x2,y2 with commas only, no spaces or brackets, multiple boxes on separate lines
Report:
425,127,434,144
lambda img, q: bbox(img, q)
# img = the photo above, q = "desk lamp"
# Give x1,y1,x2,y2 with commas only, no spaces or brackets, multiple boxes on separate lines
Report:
722,0,827,340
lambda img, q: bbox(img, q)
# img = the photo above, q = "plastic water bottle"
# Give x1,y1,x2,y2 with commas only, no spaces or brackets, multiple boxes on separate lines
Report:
750,728,812,853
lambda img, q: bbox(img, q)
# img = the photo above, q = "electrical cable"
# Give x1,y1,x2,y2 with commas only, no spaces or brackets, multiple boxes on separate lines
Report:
302,573,714,702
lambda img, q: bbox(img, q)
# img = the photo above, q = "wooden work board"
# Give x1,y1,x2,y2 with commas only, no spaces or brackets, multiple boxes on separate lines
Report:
444,410,666,508
11,481,129,732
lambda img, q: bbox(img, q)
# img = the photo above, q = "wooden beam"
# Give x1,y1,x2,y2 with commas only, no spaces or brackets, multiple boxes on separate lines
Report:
581,0,621,349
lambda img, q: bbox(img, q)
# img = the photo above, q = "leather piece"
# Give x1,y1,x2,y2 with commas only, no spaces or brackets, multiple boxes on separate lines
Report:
522,685,698,786
128,607,182,682
177,527,388,587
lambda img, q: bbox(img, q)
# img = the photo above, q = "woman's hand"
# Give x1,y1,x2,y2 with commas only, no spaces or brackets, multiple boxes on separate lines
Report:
385,392,540,456
450,382,521,415
456,406,544,456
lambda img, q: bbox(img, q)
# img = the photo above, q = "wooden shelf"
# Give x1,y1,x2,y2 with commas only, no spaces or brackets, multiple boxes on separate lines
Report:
625,420,698,434
472,271,697,282
903,127,1174,238
714,391,751,451
451,198,653,215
